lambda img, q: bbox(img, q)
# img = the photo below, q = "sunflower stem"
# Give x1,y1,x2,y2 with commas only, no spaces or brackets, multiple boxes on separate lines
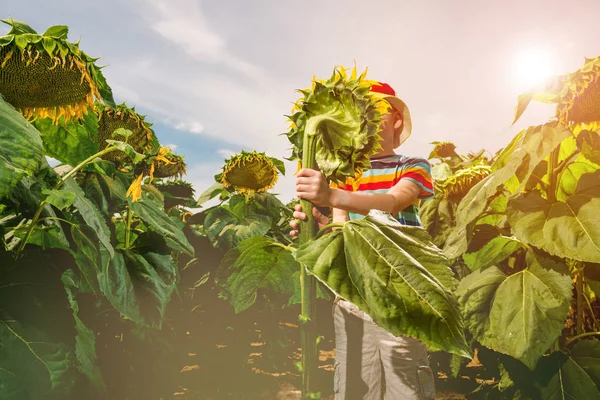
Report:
124,207,133,249
16,146,118,254
315,222,345,239
299,119,320,399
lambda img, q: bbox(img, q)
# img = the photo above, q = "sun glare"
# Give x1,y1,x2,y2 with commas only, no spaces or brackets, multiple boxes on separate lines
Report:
514,47,557,89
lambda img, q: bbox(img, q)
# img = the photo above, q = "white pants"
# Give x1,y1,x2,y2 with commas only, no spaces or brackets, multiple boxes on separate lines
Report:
333,299,436,400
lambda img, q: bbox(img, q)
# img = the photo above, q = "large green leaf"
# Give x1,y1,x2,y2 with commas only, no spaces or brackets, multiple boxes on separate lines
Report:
462,235,523,271
508,170,600,263
0,321,74,400
98,248,178,327
297,212,470,357
63,178,114,258
217,236,298,313
489,252,572,370
204,198,272,250
0,96,44,201
131,198,193,256
32,114,99,166
455,266,507,346
537,342,600,400
61,270,105,390
445,124,571,259
419,195,454,248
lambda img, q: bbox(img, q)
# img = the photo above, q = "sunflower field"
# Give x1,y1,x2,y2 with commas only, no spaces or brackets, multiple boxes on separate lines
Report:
1,18,600,400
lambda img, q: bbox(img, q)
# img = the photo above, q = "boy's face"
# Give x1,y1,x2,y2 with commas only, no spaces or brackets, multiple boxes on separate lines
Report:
379,104,403,148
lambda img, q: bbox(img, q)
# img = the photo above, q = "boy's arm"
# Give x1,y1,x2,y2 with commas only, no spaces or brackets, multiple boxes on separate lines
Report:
296,168,425,216
332,207,349,223
330,179,422,216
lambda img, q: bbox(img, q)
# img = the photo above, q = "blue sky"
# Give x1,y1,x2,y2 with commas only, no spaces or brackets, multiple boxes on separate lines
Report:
2,0,599,201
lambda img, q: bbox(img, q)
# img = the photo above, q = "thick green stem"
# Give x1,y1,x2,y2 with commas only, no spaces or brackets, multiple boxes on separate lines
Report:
124,207,133,249
576,263,585,336
315,222,346,239
565,331,600,347
300,119,320,399
16,146,119,253
547,145,561,203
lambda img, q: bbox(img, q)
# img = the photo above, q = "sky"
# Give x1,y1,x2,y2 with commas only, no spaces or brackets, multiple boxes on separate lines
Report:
2,0,599,203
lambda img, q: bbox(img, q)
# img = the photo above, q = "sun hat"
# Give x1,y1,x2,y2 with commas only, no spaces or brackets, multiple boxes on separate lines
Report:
369,81,412,146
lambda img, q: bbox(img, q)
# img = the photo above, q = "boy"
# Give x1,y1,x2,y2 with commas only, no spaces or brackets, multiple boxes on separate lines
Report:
290,82,436,399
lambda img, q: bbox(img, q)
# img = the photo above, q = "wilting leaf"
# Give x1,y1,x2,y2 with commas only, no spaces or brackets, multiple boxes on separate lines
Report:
508,170,600,263
196,182,224,206
0,96,44,201
131,198,194,256
217,236,297,313
297,213,470,357
63,178,114,258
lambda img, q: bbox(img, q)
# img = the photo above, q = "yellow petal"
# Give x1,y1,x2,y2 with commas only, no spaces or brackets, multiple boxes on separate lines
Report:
126,173,144,203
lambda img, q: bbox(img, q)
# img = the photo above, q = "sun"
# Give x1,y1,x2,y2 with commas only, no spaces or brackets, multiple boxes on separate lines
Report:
513,47,557,89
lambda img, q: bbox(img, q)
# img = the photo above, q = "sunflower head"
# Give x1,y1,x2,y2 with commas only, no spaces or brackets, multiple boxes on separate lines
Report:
428,141,458,159
153,151,187,179
439,164,492,199
155,179,195,209
513,56,600,128
96,103,160,164
219,151,281,195
0,18,114,122
285,65,387,185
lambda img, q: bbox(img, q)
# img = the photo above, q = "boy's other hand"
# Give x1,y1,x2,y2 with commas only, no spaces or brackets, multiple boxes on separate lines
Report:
296,168,333,207
289,204,330,237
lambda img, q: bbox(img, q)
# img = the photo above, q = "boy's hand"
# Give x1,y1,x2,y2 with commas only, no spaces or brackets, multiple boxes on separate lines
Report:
296,168,333,207
289,204,330,237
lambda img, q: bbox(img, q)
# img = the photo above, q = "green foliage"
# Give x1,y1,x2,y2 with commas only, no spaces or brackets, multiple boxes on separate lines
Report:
217,236,298,313
0,96,44,201
296,212,470,358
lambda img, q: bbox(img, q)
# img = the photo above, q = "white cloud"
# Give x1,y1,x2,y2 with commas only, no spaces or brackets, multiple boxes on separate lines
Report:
173,120,204,134
142,0,261,79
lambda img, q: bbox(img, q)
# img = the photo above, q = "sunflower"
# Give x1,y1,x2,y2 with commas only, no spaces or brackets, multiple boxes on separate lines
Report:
155,179,195,209
439,164,492,199
219,151,280,195
0,18,113,123
126,147,183,202
513,56,600,129
428,141,459,159
96,103,160,164
285,65,387,185
153,151,186,178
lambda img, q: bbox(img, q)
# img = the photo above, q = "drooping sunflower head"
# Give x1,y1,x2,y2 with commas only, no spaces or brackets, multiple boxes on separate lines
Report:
0,19,114,122
285,65,387,185
219,151,282,195
439,164,492,199
96,103,160,164
513,56,600,129
155,179,195,209
153,151,187,179
428,141,458,159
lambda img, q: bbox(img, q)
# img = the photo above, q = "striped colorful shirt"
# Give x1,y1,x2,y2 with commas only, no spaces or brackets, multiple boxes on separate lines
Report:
335,155,434,226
